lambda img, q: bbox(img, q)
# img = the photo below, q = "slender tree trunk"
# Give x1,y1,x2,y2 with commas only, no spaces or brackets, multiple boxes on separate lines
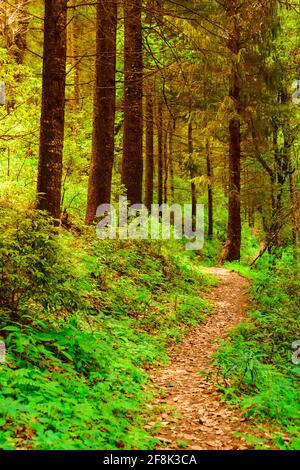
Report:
225,112,241,260
14,0,28,64
144,84,154,210
85,0,117,224
68,0,80,109
144,0,154,210
163,125,168,204
267,115,287,252
250,206,255,228
169,117,175,203
222,1,241,261
37,0,67,220
1,0,28,110
289,166,299,258
157,99,163,206
188,117,197,232
1,0,28,63
122,0,143,205
206,138,213,239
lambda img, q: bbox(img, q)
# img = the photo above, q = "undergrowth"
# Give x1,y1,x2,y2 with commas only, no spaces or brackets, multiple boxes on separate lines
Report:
214,251,300,450
0,204,213,450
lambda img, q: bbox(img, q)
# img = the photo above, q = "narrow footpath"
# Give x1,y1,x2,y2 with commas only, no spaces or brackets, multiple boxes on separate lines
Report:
150,267,253,450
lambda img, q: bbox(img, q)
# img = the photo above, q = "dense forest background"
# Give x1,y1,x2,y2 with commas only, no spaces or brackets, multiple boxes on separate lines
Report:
0,0,299,451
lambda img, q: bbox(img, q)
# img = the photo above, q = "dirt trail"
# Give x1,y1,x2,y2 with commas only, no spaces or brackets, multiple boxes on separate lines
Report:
150,267,252,450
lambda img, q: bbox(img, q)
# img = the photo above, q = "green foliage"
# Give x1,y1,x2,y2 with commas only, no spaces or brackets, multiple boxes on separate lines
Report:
200,209,261,266
214,253,300,449
0,48,41,183
0,206,84,315
0,207,212,449
0,319,158,450
80,235,213,344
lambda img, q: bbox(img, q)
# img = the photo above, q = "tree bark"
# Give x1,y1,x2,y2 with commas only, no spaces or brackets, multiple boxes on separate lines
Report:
14,0,28,64
1,0,28,63
222,1,241,261
85,0,117,224
37,0,67,220
122,0,143,205
206,138,213,239
188,117,197,232
67,0,80,109
289,166,299,258
144,84,154,210
157,99,163,206
224,118,241,260
163,125,168,204
169,117,175,203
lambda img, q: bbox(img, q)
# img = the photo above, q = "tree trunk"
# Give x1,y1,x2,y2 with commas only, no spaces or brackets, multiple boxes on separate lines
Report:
67,0,80,109
225,115,241,260
169,117,175,203
163,125,168,204
222,1,241,261
289,166,299,258
1,0,28,63
206,138,213,239
122,0,143,205
144,84,154,210
14,0,28,64
188,117,197,232
157,99,163,206
85,0,117,224
37,0,67,220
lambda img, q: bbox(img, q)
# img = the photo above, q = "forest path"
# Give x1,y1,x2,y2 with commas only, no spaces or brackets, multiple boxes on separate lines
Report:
149,267,252,450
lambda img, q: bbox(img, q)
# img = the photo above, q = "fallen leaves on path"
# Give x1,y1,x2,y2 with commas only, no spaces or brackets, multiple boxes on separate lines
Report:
149,267,253,450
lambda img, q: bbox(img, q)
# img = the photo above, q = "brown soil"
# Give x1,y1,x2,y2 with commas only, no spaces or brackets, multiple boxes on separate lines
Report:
149,267,253,450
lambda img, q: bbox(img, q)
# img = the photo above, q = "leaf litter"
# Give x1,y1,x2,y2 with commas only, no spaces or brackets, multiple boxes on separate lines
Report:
148,267,261,450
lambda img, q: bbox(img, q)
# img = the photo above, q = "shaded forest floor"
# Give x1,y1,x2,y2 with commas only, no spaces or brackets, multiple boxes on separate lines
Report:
0,206,298,450
149,268,270,450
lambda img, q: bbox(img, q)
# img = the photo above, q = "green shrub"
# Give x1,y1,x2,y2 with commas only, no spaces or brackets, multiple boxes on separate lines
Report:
0,208,84,317
215,253,300,449
0,208,212,449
